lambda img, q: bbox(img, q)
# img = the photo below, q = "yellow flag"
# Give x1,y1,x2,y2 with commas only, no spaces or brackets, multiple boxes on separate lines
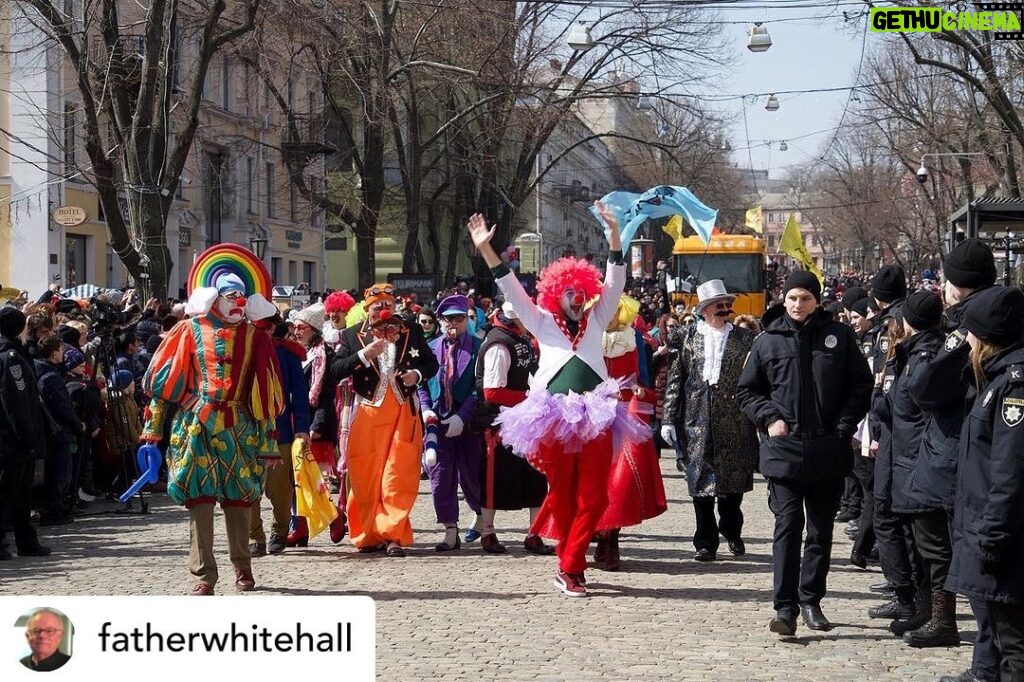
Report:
744,206,763,235
662,215,684,242
779,214,824,287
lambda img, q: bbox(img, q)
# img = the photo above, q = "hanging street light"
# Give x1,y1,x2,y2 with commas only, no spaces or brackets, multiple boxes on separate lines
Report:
637,94,654,111
779,140,788,151
249,228,269,260
567,22,593,52
747,23,772,52
765,94,779,111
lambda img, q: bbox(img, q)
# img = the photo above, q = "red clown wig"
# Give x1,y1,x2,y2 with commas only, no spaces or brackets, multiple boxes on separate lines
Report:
324,290,356,314
536,256,603,314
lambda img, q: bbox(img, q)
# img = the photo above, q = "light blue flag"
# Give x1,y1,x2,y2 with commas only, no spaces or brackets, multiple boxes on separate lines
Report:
590,185,719,251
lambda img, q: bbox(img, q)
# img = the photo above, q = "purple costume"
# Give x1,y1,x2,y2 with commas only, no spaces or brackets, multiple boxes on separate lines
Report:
419,297,483,525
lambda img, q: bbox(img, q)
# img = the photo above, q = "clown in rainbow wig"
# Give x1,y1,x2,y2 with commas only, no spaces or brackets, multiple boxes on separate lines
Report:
467,202,648,597
141,273,283,595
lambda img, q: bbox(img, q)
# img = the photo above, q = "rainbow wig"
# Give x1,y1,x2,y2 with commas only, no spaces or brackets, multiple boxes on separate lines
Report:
536,257,603,314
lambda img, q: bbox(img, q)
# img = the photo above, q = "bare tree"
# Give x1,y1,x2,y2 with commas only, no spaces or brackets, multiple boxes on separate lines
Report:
4,0,262,298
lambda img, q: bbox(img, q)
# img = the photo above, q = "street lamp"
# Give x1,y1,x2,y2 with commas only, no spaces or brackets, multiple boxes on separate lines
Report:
765,94,779,111
1004,231,1017,286
779,140,788,152
249,228,268,260
567,22,593,51
747,23,772,52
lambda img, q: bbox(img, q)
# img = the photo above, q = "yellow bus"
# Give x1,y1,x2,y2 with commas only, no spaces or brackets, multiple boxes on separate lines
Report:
671,234,767,316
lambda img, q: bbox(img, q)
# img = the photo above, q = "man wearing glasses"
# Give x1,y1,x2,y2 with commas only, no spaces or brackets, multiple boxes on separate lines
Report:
332,284,438,557
21,609,70,671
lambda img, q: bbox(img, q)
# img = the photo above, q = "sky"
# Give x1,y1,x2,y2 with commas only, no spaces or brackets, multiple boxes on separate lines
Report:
711,1,870,181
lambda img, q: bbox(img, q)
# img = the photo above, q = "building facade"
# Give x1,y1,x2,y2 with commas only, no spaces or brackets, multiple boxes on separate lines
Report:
0,3,327,299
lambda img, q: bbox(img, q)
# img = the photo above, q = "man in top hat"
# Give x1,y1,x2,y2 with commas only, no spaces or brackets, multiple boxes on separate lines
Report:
141,273,284,595
418,294,484,551
662,279,758,562
738,271,872,635
331,284,438,556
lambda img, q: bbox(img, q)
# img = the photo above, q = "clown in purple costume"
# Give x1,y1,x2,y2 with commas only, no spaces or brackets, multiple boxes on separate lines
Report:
418,294,484,551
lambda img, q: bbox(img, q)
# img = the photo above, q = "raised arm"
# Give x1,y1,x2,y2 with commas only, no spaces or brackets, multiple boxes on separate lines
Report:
467,213,543,334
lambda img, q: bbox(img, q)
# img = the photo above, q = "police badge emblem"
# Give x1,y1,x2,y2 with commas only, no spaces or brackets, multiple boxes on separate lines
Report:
824,334,838,349
945,331,965,352
883,376,894,393
880,337,891,354
1002,400,1024,428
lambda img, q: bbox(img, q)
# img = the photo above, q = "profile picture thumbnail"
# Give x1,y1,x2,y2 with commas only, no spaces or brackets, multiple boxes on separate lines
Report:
15,607,73,672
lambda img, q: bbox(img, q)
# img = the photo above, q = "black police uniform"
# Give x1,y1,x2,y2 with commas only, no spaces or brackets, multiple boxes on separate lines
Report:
738,307,872,615
907,290,1001,681
0,335,48,558
947,344,1024,679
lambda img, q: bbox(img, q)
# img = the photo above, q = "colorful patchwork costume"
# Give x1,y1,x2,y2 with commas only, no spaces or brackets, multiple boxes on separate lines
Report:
142,273,282,594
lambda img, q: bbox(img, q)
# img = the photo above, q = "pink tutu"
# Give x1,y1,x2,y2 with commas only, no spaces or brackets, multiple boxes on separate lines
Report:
494,378,650,458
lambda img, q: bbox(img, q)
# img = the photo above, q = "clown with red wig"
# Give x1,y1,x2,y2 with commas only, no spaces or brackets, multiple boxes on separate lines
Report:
467,203,647,597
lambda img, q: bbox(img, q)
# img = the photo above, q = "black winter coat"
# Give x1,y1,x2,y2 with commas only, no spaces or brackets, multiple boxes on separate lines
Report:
873,328,944,515
737,308,873,482
34,359,82,445
903,290,985,511
0,336,47,465
946,343,1024,604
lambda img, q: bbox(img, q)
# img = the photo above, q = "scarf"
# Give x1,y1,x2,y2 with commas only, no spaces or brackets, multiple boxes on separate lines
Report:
698,321,732,386
304,339,327,407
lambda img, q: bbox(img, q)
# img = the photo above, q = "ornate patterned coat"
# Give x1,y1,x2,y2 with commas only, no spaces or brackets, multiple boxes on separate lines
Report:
663,323,758,497
141,315,283,506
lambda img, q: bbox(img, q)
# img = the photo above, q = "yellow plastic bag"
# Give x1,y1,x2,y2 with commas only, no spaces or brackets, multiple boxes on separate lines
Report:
291,439,338,539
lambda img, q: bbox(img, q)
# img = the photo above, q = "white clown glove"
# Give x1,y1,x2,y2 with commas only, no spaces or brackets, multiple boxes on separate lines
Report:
442,414,464,438
422,410,438,426
660,424,677,447
423,412,439,468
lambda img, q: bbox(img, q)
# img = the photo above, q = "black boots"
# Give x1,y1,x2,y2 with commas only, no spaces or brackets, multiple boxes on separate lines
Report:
903,591,960,648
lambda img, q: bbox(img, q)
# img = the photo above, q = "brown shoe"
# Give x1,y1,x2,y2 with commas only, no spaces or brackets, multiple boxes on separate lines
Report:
523,534,555,555
480,533,508,554
234,569,256,592
189,583,214,596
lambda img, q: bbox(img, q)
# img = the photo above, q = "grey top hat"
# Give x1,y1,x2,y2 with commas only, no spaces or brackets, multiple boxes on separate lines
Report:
694,279,736,314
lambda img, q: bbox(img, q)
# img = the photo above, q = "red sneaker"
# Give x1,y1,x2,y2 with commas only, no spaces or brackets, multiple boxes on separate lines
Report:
329,509,347,545
553,570,587,597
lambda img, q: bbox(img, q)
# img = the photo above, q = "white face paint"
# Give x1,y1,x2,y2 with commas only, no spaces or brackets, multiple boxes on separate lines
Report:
560,287,585,322
216,292,246,324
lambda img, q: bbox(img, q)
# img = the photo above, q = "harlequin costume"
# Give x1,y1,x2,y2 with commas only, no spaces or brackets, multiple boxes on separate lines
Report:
331,284,439,554
141,274,283,594
492,253,648,595
418,294,484,550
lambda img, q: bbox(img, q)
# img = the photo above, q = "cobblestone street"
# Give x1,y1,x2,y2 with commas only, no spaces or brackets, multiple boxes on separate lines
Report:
1,456,972,681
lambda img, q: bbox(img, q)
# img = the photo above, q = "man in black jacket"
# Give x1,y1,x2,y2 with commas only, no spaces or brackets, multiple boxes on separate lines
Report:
738,271,872,636
0,307,51,559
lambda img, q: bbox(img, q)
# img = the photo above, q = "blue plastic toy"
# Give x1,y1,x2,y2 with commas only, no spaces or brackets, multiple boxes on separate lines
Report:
118,444,162,503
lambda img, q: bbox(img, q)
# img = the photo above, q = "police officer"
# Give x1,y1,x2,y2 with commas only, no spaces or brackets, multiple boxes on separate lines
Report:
0,307,50,559
947,286,1024,680
909,239,1000,682
738,271,873,635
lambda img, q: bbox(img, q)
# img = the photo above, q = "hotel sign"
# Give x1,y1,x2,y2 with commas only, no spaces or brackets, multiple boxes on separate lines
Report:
52,205,87,227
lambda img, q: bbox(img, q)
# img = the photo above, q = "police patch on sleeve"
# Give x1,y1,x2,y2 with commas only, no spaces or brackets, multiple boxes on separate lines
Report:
879,337,891,354
8,363,25,391
945,330,966,352
1002,398,1024,427
882,375,894,394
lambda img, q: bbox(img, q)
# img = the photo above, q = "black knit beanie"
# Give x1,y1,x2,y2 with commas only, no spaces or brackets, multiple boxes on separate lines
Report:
0,307,27,339
903,290,943,330
783,271,821,302
870,265,907,304
962,286,1024,346
942,238,996,289
842,286,868,310
849,298,870,318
